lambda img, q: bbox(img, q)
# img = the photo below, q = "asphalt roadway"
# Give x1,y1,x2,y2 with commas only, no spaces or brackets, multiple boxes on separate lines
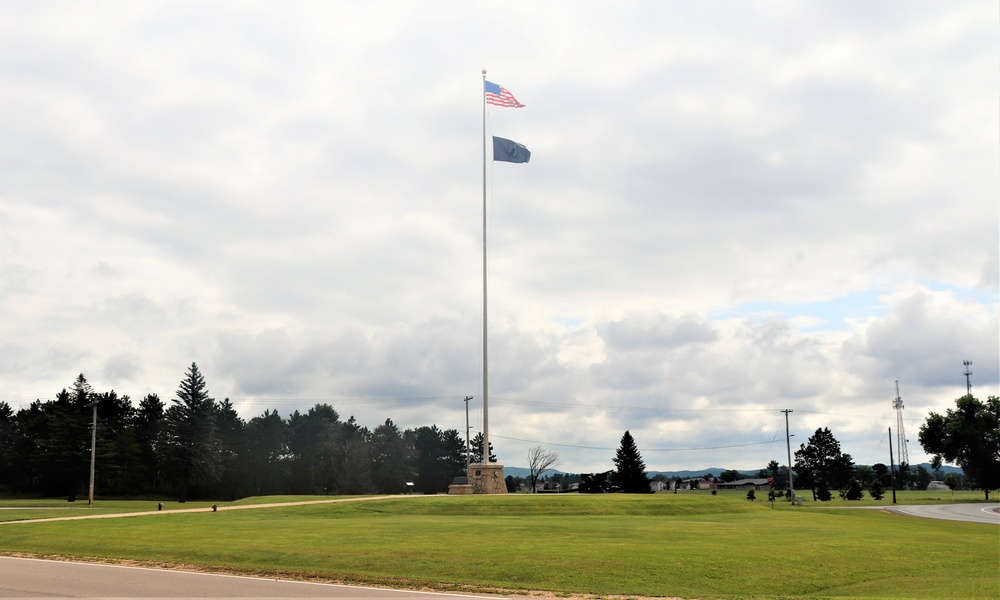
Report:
884,502,1000,524
0,556,504,600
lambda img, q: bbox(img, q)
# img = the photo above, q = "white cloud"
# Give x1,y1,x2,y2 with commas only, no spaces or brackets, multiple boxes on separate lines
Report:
1,0,995,474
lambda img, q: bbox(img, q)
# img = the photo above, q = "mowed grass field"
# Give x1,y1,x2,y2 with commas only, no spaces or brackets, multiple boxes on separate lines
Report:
0,493,997,600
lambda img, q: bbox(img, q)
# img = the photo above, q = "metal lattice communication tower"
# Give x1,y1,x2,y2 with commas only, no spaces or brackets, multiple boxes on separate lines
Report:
963,360,973,395
892,380,909,466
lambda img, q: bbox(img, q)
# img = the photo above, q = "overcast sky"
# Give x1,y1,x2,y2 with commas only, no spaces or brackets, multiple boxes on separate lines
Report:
2,1,997,474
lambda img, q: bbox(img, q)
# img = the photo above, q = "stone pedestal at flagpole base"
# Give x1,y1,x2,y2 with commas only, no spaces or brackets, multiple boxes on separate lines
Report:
467,463,507,494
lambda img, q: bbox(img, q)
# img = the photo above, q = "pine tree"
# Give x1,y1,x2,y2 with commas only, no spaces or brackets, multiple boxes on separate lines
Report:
868,478,885,500
469,432,496,464
840,477,865,500
611,430,651,493
794,427,854,501
158,363,221,500
370,419,414,494
133,393,164,493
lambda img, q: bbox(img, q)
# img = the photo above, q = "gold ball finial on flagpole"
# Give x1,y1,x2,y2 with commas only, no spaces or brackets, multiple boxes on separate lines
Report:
482,69,487,75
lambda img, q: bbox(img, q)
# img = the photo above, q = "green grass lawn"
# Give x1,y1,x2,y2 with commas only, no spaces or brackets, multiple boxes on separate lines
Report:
0,493,997,599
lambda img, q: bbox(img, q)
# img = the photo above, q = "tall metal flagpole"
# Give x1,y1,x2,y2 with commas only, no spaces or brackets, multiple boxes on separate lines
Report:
481,69,489,467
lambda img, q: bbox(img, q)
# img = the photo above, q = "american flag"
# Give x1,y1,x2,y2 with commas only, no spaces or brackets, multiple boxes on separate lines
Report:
484,80,525,108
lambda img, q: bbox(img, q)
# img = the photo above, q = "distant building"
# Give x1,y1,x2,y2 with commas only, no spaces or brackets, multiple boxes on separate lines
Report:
715,478,770,491
927,480,948,490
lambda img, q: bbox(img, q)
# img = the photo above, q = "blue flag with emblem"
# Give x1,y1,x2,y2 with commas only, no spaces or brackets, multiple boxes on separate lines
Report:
492,136,530,164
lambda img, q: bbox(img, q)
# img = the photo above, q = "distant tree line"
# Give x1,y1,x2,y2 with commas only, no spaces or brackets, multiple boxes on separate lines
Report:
0,365,470,500
777,394,998,502
4,368,992,502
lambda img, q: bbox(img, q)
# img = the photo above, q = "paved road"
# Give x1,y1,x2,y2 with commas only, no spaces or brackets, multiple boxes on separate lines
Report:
0,556,502,599
885,502,1000,525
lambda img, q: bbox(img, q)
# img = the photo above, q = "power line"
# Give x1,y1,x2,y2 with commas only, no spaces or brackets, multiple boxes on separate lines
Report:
498,399,898,421
492,433,777,452
866,429,888,462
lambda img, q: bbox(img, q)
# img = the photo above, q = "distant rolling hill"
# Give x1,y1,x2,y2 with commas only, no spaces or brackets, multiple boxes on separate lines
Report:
502,463,962,479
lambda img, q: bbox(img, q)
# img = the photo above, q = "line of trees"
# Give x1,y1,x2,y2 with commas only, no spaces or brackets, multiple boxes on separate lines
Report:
919,394,999,501
791,393,999,502
791,427,948,501
0,365,470,500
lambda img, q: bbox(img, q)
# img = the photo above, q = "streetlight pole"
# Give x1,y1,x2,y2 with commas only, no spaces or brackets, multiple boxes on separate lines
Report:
88,402,97,505
782,409,795,503
464,396,473,474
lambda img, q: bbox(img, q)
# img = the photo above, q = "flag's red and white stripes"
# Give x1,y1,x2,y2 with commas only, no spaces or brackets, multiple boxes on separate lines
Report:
484,81,525,108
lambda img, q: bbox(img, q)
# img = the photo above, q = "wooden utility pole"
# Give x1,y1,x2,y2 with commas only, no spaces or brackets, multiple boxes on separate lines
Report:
782,409,795,502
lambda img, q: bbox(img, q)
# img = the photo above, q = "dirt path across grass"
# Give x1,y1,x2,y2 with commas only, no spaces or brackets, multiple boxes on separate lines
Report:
0,494,443,525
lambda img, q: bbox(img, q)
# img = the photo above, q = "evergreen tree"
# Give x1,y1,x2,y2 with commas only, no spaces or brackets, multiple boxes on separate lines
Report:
794,427,854,502
92,390,140,496
158,363,221,500
872,463,891,487
912,465,933,491
133,394,164,493
505,474,525,493
868,478,885,500
288,404,340,494
468,432,496,464
406,425,465,493
334,416,372,495
815,479,832,501
215,398,247,500
370,419,413,493
611,430,651,493
0,402,15,490
896,462,912,490
36,379,92,499
840,477,865,500
245,409,290,495
11,401,46,492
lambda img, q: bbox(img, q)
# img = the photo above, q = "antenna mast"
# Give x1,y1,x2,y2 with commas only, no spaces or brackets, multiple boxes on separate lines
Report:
892,380,909,467
963,360,973,395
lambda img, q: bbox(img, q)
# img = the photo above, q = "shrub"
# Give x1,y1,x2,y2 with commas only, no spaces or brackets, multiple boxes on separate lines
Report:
869,479,885,500
840,478,865,501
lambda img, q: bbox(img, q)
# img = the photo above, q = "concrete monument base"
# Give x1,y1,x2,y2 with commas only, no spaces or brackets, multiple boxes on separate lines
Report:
468,462,507,494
